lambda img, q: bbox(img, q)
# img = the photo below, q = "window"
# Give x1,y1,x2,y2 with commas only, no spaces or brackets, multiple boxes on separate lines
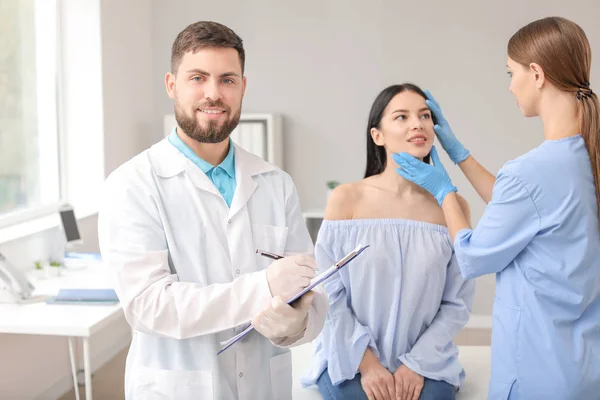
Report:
0,0,60,226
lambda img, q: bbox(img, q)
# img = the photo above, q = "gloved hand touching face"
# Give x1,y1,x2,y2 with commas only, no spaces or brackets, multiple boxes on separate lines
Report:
392,146,457,206
424,90,470,165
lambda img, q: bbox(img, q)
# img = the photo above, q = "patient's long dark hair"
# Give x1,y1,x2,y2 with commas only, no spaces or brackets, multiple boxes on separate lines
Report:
364,84,436,178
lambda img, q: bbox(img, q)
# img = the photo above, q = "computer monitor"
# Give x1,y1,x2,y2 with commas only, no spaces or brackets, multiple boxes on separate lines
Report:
59,205,82,245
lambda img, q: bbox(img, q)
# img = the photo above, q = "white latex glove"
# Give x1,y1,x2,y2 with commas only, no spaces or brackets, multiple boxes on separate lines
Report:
252,291,315,340
266,255,316,301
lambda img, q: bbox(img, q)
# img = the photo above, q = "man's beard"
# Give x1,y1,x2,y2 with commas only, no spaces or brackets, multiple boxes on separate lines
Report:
174,99,241,144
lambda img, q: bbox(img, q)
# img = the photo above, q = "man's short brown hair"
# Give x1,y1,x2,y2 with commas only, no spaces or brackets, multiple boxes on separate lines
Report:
171,21,245,74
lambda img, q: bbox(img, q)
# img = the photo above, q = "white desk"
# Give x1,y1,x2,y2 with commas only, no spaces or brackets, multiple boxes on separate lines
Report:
0,264,122,400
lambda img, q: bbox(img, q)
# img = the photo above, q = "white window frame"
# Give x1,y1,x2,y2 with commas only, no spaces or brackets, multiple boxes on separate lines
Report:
0,0,63,229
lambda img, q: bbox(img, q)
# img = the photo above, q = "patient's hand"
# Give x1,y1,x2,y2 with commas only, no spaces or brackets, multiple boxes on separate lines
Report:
359,348,395,400
393,365,424,400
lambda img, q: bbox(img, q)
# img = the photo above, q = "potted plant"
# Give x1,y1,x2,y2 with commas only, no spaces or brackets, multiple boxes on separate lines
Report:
33,260,45,279
326,180,340,200
46,260,63,278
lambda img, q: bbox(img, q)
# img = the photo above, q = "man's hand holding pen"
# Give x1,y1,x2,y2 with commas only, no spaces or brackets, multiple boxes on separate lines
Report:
264,254,317,302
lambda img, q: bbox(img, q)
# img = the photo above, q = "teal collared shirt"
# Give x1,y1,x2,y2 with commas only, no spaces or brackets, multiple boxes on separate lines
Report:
168,128,236,207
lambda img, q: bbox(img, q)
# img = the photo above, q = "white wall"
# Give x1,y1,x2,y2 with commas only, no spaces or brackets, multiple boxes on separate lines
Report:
150,0,600,315
101,0,158,175
0,0,156,398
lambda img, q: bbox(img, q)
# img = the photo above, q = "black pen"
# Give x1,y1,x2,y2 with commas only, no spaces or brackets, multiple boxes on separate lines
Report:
255,249,284,260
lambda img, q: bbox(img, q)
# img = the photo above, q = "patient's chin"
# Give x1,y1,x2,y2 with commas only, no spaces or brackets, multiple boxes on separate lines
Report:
407,148,431,161
389,146,431,162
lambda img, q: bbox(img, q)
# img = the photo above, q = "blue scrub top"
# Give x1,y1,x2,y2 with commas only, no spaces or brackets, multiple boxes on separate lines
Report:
455,135,600,399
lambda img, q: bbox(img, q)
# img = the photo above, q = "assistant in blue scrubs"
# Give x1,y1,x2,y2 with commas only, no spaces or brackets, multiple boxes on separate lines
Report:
393,16,600,400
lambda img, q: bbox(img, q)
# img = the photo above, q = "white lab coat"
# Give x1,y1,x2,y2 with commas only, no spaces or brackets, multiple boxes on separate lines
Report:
98,138,328,400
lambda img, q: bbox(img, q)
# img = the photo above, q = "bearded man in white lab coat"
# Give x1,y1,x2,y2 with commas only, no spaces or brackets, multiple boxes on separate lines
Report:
98,21,328,400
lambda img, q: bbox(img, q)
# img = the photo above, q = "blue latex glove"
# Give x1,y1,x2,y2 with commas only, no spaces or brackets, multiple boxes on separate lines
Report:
424,90,470,164
392,146,457,206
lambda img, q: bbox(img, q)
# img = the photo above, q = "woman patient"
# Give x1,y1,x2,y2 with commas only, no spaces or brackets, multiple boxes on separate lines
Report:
301,84,475,400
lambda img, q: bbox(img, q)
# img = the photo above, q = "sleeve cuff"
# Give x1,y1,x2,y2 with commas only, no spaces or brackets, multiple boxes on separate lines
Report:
453,228,477,280
329,329,379,385
270,325,307,348
260,269,273,298
245,269,274,319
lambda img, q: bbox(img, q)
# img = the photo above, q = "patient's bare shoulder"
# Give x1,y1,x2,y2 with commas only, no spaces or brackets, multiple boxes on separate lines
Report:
456,193,471,225
324,183,361,221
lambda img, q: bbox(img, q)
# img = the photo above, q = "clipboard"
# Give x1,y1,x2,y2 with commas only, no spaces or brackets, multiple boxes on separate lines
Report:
217,244,370,355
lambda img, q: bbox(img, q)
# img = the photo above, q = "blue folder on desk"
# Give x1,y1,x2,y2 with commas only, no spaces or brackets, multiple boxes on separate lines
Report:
46,289,119,305
64,252,102,261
